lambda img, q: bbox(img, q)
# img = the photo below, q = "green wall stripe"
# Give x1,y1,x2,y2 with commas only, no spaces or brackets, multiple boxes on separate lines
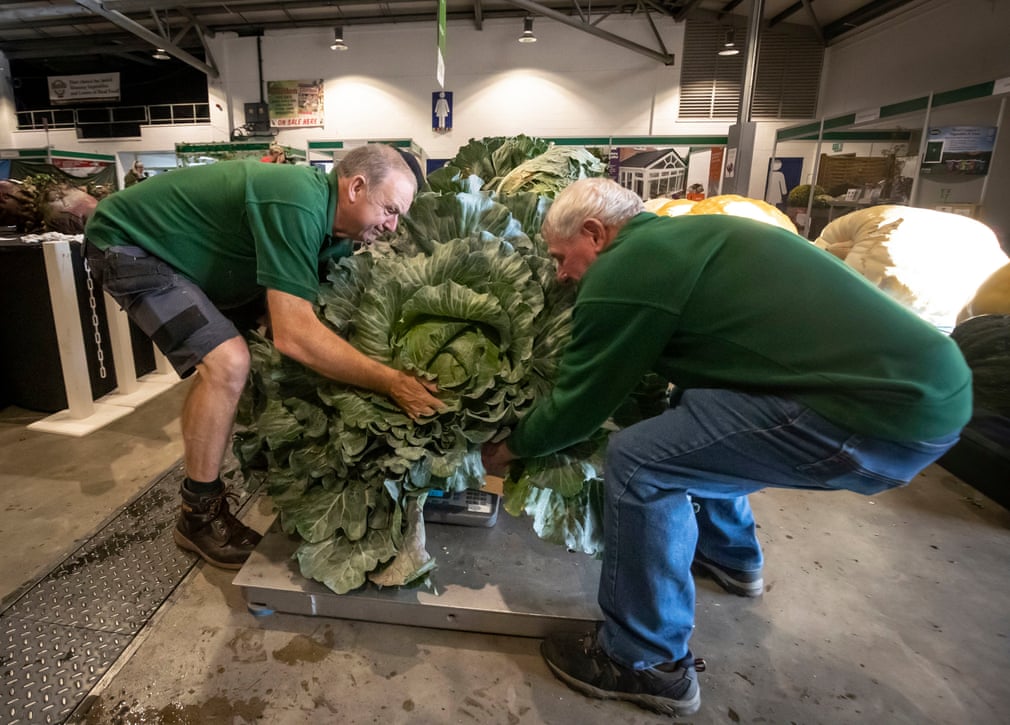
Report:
933,81,996,107
823,114,856,131
777,121,822,141
547,137,612,145
879,96,930,118
50,149,115,162
611,136,728,145
175,142,271,153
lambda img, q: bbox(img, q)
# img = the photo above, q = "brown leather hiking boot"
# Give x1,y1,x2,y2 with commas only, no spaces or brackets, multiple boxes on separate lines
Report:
174,486,261,569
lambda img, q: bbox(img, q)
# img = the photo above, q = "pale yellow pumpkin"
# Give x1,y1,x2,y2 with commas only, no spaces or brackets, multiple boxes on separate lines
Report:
648,194,797,233
646,198,697,217
815,205,1008,329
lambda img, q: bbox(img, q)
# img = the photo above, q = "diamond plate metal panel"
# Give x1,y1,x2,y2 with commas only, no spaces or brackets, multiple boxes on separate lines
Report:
0,460,258,723
2,464,196,635
1,619,129,724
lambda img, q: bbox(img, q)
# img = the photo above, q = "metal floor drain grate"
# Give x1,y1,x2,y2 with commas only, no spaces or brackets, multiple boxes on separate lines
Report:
0,462,254,724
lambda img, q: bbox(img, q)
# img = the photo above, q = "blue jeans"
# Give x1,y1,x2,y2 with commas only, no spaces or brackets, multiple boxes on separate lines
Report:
596,388,961,670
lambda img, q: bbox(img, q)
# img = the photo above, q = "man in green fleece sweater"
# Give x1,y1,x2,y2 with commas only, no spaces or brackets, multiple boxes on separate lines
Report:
481,177,970,717
86,144,443,570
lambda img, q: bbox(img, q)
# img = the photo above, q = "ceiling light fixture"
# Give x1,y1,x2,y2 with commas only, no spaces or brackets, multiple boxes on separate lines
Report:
330,26,348,51
518,16,537,44
152,47,171,60
718,28,739,56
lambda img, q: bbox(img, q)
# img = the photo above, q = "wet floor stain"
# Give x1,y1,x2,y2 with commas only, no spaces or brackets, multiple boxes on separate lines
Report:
83,693,268,724
225,628,267,663
271,628,336,665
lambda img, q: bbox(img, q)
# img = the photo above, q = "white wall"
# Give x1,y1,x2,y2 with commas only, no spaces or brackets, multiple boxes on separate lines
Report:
819,0,1010,117
818,0,1010,242
208,17,725,162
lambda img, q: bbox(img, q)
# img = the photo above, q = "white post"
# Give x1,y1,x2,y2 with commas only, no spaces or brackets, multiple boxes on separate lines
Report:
102,291,140,395
40,240,94,419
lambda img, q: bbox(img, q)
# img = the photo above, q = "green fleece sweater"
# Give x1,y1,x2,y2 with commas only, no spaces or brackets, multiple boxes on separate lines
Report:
509,213,971,457
85,159,350,307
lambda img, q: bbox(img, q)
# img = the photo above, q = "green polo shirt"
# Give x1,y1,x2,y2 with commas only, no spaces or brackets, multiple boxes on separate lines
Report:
509,213,972,456
85,159,350,307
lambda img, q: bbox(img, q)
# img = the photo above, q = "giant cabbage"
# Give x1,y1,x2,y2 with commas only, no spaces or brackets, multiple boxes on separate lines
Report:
235,141,621,594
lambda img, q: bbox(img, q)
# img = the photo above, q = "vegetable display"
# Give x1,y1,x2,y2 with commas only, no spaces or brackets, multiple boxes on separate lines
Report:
235,140,611,594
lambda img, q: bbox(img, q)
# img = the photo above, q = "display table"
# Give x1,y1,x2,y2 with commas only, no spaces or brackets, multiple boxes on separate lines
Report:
0,234,179,434
939,412,1010,510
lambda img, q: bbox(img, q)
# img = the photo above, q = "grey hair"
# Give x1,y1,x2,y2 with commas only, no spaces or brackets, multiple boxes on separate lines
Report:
336,143,416,193
543,177,644,240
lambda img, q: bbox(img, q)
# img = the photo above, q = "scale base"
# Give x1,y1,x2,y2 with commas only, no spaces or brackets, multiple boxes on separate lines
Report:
233,512,603,638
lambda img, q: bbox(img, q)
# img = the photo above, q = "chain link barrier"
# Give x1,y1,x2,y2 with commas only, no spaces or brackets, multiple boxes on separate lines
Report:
82,255,107,379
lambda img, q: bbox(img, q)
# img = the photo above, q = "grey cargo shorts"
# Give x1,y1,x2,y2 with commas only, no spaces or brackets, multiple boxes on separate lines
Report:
85,243,245,378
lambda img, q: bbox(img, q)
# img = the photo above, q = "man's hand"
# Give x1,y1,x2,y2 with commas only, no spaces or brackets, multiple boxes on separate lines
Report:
481,440,516,477
389,371,445,420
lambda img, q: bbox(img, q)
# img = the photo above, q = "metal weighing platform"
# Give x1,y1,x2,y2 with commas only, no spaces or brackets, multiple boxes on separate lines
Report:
233,511,603,638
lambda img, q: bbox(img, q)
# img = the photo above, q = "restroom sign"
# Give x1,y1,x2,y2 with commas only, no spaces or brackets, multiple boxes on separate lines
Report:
432,91,453,133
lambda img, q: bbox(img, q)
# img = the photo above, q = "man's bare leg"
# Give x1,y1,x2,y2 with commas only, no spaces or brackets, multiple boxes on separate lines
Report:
174,336,262,569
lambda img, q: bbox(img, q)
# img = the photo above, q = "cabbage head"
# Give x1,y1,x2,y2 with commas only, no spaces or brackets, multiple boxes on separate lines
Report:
235,215,577,593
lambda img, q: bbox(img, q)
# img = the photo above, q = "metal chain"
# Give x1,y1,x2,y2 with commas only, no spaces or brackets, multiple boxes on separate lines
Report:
82,255,107,379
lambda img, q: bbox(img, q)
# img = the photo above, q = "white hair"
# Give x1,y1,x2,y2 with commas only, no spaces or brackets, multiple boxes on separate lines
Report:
543,177,644,240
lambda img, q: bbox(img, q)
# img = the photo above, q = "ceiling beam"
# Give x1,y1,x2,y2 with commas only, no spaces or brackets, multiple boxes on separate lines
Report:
473,0,484,30
501,0,675,65
798,0,824,44
822,0,915,42
72,0,218,77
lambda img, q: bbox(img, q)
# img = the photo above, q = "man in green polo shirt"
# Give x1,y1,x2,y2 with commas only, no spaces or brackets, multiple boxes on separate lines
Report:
86,144,444,569
482,177,971,717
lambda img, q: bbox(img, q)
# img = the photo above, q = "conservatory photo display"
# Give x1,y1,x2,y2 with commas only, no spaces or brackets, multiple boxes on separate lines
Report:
0,2,1008,723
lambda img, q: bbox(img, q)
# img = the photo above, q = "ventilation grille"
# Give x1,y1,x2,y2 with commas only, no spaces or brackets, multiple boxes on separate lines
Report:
679,20,823,120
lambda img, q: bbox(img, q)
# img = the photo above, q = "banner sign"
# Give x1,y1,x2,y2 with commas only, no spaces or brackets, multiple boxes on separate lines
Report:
267,80,324,128
47,73,120,105
436,0,447,88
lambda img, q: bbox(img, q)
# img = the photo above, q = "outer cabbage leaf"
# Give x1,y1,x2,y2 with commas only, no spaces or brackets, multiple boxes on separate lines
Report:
502,430,609,556
496,146,606,198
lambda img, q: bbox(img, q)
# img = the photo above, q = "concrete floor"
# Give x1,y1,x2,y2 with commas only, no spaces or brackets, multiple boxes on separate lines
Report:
1,379,1008,724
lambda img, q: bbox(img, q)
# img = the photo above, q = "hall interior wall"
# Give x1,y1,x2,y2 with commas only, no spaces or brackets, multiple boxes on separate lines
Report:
1,5,1007,219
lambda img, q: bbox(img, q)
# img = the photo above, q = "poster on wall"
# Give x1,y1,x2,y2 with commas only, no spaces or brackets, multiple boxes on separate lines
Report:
920,126,996,175
47,73,120,105
267,80,324,128
707,147,725,197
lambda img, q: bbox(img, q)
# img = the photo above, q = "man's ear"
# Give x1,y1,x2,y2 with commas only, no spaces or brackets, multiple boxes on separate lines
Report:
582,218,608,250
347,175,367,201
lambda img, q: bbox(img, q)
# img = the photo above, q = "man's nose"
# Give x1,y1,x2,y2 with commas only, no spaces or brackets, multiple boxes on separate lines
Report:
385,215,399,232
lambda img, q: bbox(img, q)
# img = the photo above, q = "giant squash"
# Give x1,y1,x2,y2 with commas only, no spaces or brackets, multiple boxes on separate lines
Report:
958,262,1010,324
647,194,797,234
814,205,1007,330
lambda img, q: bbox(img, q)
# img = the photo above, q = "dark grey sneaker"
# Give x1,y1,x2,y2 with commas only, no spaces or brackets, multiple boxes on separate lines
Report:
692,551,764,597
541,626,704,717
